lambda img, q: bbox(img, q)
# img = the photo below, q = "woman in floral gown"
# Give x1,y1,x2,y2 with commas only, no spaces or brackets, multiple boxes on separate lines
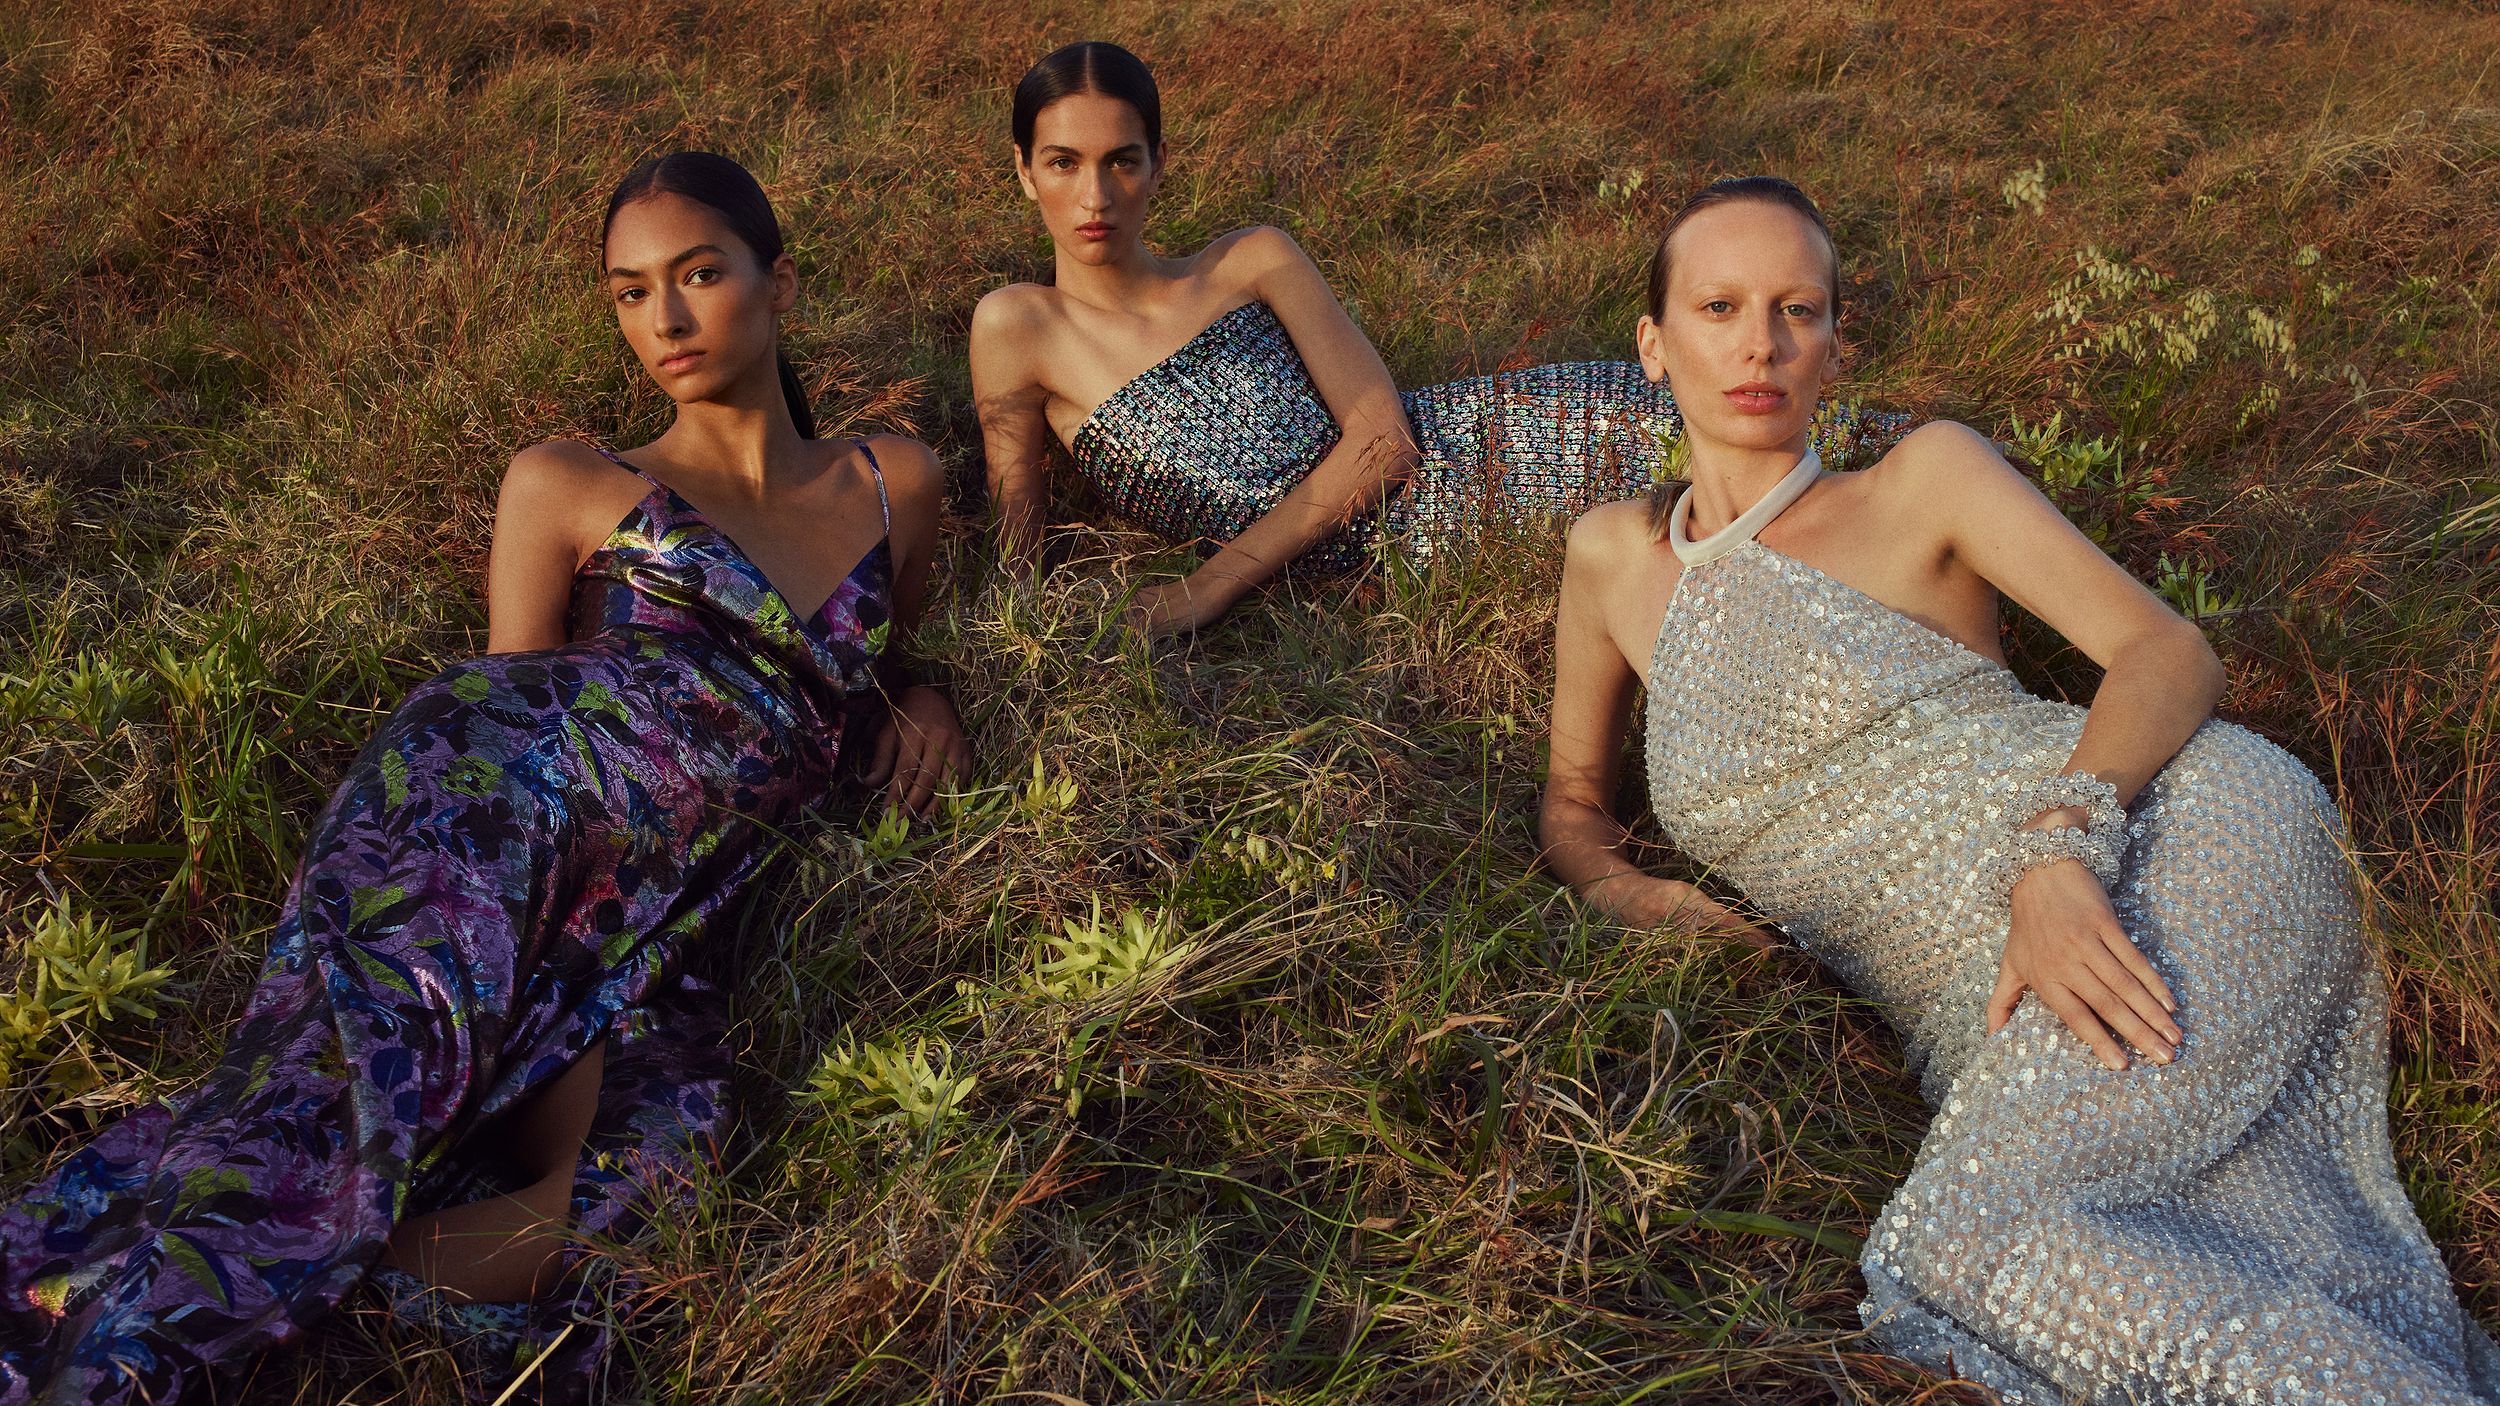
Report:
0,151,969,1405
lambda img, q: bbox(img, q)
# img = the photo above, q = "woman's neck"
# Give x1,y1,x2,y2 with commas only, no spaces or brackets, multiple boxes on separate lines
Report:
652,371,810,502
1680,433,1816,538
1050,235,1181,315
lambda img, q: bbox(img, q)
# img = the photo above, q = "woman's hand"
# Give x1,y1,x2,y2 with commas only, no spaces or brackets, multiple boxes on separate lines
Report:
861,685,972,818
1988,855,2181,1070
1580,873,1781,949
1123,578,1224,641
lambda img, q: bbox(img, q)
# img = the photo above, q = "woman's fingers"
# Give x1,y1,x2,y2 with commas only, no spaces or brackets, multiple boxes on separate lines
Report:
2084,938,2182,1051
2099,923,2179,1014
860,719,899,787
2068,965,2175,1067
2038,982,2130,1071
902,751,939,815
1987,960,2027,1035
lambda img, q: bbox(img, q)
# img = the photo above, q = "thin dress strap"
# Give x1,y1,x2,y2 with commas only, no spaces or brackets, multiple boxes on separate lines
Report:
853,437,891,535
591,444,664,488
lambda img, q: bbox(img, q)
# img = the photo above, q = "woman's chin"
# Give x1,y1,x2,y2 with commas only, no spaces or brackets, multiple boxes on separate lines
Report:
1686,412,1815,457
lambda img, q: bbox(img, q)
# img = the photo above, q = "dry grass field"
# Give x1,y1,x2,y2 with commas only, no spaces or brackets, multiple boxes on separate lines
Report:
1,0,2494,1399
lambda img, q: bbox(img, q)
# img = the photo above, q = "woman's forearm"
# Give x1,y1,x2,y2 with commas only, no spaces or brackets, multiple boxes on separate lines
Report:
2054,625,2226,807
992,481,1047,569
1179,415,1417,611
1539,793,1650,906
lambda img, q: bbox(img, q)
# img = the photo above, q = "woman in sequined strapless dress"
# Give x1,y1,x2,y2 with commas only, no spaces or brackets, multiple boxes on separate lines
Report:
0,154,968,1405
969,43,1908,638
1542,177,2499,1403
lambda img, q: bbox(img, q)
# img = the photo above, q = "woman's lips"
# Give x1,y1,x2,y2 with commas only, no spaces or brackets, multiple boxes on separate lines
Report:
1075,222,1114,241
1724,383,1787,414
658,350,704,374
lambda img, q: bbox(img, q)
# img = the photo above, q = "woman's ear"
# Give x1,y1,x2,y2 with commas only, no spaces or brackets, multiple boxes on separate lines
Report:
1634,314,1668,385
1014,144,1038,201
769,251,798,315
1822,319,1845,391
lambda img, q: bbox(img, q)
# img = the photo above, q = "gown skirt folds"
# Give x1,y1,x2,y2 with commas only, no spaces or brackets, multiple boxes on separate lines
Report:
1642,537,2500,1402
0,443,895,1405
1068,300,1910,572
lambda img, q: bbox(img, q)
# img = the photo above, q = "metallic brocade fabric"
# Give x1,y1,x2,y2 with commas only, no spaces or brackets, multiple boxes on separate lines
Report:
1069,300,1909,572
1644,536,2500,1402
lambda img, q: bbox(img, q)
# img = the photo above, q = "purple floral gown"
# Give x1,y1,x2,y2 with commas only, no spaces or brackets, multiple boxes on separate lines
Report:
0,442,896,1405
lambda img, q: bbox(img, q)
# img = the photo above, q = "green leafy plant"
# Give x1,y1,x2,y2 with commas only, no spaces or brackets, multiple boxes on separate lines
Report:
1031,897,1194,1001
806,1033,976,1136
0,900,176,1085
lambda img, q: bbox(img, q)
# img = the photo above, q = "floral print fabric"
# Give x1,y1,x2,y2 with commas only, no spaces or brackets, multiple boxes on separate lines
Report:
0,443,891,1405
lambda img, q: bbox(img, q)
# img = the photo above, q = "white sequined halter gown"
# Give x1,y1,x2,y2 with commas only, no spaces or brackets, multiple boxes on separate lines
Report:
1642,466,2500,1403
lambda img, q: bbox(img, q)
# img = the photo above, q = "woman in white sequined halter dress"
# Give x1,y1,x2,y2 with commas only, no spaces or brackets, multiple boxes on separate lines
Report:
1539,177,2499,1403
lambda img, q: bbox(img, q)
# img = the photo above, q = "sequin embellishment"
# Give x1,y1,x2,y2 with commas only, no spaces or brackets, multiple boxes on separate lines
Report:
1642,538,2500,1401
1068,300,1913,572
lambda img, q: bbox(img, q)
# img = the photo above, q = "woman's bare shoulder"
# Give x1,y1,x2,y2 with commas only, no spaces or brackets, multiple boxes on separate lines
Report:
860,434,943,506
1567,496,1670,572
1194,224,1315,290
501,439,636,498
970,281,1057,345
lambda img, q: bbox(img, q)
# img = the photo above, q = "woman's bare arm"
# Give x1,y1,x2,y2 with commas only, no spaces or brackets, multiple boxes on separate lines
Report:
1914,421,2223,803
1538,502,1774,943
1900,422,2210,1068
485,443,621,655
969,288,1058,570
862,434,972,816
1133,227,1418,635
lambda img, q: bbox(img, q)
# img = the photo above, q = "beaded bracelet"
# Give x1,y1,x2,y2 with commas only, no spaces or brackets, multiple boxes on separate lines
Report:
1982,771,2129,905
2010,770,2127,839
1978,824,2123,910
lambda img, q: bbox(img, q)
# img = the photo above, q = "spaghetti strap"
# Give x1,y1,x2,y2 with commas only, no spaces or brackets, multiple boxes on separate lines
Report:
854,437,891,534
591,443,663,488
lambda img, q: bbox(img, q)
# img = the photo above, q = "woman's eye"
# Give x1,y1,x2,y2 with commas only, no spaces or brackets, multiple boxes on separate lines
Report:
1112,156,1134,169
1704,299,1734,314
1785,302,1818,318
616,288,644,304
1050,157,1074,170
687,267,718,285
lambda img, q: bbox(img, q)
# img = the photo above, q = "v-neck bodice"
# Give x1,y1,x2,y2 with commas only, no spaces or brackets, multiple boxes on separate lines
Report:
571,443,892,703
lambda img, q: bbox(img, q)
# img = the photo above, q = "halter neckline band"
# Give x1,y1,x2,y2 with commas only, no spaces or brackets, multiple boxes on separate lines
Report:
1667,447,1822,567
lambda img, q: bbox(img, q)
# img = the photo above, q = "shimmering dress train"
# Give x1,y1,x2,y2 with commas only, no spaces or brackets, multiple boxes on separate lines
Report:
1641,464,2500,1402
1070,299,1909,571
0,443,894,1405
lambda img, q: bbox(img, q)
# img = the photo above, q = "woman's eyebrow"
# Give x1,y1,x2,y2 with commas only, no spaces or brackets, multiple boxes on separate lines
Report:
606,243,729,280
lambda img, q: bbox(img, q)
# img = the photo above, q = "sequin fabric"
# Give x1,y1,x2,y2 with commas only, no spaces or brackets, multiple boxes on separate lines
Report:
1069,300,1911,572
1643,536,2500,1402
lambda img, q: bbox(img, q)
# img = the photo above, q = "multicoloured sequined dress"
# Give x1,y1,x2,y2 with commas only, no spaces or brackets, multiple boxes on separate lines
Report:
1069,299,1910,572
0,443,895,1405
1641,478,2500,1401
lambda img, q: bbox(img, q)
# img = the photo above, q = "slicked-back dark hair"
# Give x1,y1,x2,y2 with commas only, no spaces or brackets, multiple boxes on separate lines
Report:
1644,175,1839,325
602,151,815,439
1012,41,1162,164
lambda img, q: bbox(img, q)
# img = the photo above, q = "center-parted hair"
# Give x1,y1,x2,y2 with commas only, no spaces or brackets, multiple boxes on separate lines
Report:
1644,176,1839,325
1012,41,1162,162
602,151,816,439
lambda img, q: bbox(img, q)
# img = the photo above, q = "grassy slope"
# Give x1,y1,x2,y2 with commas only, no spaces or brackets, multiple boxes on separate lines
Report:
2,0,2494,1399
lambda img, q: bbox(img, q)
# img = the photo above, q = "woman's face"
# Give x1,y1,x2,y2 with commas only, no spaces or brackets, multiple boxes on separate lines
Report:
603,192,795,407
1017,89,1161,265
1635,200,1840,457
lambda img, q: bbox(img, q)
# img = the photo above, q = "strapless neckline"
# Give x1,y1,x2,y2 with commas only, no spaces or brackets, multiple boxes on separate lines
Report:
1068,299,1275,454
